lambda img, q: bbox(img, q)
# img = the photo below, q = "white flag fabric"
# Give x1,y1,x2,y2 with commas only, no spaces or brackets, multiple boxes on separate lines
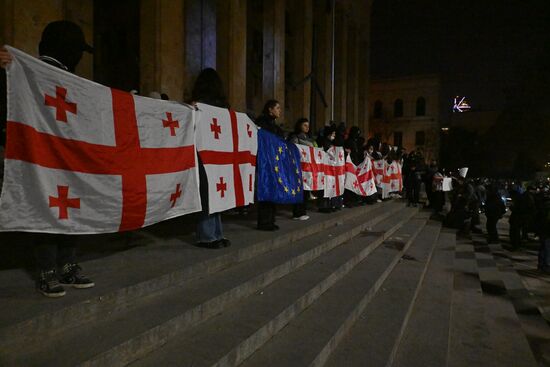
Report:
0,46,201,234
380,160,403,199
195,103,257,214
372,159,385,187
324,146,345,198
344,155,377,197
295,144,325,191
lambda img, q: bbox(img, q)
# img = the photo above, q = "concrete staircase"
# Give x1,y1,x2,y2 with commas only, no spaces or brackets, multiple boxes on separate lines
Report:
0,201,545,366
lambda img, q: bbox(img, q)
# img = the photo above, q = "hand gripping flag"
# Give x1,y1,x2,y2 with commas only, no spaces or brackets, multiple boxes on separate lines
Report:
344,155,377,197
256,129,303,204
295,144,326,191
323,146,345,198
0,47,201,233
195,103,257,214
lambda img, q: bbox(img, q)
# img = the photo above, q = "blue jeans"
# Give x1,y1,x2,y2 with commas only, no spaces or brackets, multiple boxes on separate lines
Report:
196,211,223,243
539,237,550,271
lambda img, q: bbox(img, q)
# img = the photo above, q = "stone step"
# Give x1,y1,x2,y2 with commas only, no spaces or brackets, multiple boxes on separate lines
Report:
128,209,421,367
447,237,539,367
1,203,408,366
391,229,456,367
309,221,442,367
471,235,546,366
0,200,395,356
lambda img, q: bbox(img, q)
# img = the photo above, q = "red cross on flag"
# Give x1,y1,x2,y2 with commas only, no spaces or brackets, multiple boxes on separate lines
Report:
344,155,377,197
372,159,385,187
195,103,257,214
0,47,201,233
295,144,325,191
323,146,345,198
380,160,403,199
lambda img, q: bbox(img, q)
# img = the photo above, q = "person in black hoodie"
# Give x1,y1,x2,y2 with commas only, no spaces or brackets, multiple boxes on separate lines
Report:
255,100,284,230
0,21,95,297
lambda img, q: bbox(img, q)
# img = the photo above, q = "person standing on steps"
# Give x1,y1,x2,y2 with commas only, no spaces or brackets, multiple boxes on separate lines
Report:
0,21,95,297
255,99,285,231
190,68,232,249
287,118,314,221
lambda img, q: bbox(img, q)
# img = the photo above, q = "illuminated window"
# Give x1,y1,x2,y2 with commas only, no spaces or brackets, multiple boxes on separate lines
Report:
416,97,426,116
415,131,425,146
394,99,403,117
374,100,383,119
394,131,403,147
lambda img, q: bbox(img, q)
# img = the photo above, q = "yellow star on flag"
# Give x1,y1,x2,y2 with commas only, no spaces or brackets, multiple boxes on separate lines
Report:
274,166,279,173
278,177,283,183
291,189,296,196
278,146,283,154
297,187,301,192
275,155,279,161
284,186,289,193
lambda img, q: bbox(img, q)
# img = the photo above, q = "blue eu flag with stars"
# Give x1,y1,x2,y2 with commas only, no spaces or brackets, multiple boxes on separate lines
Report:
256,129,304,204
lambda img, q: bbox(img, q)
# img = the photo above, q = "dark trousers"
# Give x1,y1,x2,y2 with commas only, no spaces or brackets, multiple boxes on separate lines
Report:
538,237,550,270
486,216,499,242
406,182,420,204
509,216,521,249
34,234,76,271
292,199,307,218
257,201,276,228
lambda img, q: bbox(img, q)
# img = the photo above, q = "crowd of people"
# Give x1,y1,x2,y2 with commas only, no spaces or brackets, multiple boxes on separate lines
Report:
0,20,548,302
402,153,550,274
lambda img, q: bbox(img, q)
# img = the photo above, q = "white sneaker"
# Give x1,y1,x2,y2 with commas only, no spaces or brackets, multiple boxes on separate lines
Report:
376,199,382,203
293,215,310,221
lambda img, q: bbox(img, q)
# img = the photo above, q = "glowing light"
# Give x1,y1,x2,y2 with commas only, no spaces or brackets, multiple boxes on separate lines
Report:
453,96,471,112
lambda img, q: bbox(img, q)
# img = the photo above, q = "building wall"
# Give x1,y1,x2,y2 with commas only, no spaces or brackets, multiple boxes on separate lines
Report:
1,0,372,134
369,75,441,162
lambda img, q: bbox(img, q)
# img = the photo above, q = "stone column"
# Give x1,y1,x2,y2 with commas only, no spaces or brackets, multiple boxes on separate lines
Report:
286,0,313,126
184,0,217,102
312,3,333,129
217,0,247,112
0,0,93,79
333,6,347,124
140,0,185,101
262,0,285,117
346,24,359,127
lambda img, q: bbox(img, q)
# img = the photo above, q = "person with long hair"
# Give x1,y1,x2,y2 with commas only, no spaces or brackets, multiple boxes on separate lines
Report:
255,99,284,230
288,118,314,220
191,68,231,248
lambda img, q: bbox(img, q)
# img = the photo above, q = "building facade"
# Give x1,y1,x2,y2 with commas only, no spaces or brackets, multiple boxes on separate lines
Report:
369,75,441,162
0,0,373,134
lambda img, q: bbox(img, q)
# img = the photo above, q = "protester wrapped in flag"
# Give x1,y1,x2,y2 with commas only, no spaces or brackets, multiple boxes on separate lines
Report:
256,129,303,204
380,160,403,199
0,46,201,233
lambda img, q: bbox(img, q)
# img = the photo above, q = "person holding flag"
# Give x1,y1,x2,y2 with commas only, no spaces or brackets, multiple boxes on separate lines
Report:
0,21,95,297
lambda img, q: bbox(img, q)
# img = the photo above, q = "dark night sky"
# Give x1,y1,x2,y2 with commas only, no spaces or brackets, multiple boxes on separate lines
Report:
370,0,550,112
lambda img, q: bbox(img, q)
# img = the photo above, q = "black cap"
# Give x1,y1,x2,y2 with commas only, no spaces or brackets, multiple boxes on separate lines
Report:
40,20,93,54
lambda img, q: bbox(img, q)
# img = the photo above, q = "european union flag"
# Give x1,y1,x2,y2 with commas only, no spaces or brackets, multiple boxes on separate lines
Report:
256,129,304,204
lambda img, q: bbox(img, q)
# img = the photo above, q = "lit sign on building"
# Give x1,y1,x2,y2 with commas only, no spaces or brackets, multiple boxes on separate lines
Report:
453,96,471,112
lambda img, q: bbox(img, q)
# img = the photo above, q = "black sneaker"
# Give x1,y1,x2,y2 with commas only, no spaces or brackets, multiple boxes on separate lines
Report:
37,269,66,298
59,263,95,289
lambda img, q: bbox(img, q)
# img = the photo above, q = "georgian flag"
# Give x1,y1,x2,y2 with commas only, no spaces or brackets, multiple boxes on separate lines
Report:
195,103,257,214
295,144,325,191
0,46,201,233
372,159,385,186
324,146,345,198
344,155,377,197
381,160,403,199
